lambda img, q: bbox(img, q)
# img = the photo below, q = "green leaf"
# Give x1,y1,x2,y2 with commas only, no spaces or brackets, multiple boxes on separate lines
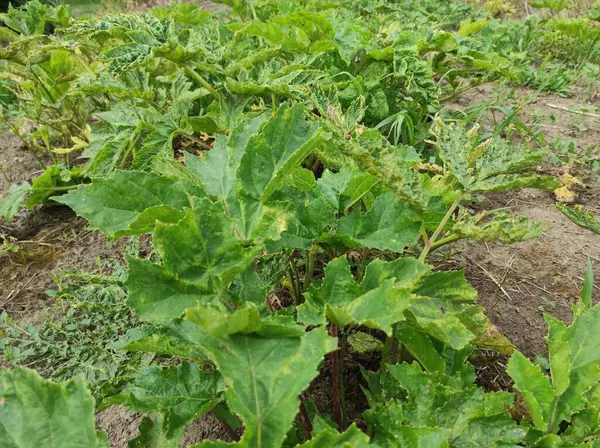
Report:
458,306,515,355
185,303,305,338
453,211,546,244
126,198,259,320
236,103,325,205
365,363,524,447
186,115,267,201
27,165,84,208
392,427,450,448
297,423,370,447
228,105,325,241
185,303,262,337
317,167,356,211
508,300,600,434
507,352,555,430
407,270,480,349
395,328,446,373
556,203,600,235
414,270,478,303
316,167,379,214
267,179,336,251
111,322,207,362
582,259,594,310
334,192,421,252
55,171,203,238
0,182,31,222
299,257,423,335
128,414,181,448
193,327,337,447
0,367,106,448
432,120,559,193
458,19,490,36
347,331,384,354
119,363,223,438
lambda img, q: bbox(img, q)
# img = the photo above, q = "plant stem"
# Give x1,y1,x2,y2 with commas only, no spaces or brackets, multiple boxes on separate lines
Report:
304,244,318,290
419,194,462,262
34,185,79,192
120,128,142,169
577,32,600,73
380,331,394,371
429,233,462,252
247,0,258,20
328,323,343,430
285,268,299,305
298,398,313,440
184,65,220,101
290,259,302,302
420,223,429,246
339,331,348,430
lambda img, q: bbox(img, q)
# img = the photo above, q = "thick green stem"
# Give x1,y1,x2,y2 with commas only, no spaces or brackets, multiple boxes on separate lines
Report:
247,0,258,20
286,268,299,306
120,128,142,169
420,223,429,246
419,194,462,262
304,244,318,291
356,248,370,282
289,259,302,304
429,233,462,252
380,331,394,371
184,65,220,101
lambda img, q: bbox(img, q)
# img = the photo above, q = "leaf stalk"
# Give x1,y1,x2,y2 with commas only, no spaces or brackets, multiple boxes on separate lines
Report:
419,194,462,261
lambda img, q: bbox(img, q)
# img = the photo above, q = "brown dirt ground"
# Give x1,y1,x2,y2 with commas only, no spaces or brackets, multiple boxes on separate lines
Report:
446,80,600,357
0,133,124,318
95,406,237,447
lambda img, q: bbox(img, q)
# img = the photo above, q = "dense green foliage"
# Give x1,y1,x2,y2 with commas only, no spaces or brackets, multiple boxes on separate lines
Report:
1,0,599,446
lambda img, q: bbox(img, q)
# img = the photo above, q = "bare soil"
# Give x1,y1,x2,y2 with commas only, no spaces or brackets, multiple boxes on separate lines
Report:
446,80,600,357
0,134,123,317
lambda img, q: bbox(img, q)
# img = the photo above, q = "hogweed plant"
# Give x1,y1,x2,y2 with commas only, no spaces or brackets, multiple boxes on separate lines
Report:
1,0,599,447
5,101,597,447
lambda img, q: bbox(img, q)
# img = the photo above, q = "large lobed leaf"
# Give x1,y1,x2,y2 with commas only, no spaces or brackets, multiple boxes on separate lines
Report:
432,120,559,194
55,171,204,238
126,197,260,320
191,327,337,448
298,256,428,335
556,203,600,235
0,367,107,448
365,362,524,447
507,300,600,436
116,363,223,439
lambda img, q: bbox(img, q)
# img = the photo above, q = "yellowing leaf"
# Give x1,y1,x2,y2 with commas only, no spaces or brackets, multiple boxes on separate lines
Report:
52,136,89,154
554,185,576,203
